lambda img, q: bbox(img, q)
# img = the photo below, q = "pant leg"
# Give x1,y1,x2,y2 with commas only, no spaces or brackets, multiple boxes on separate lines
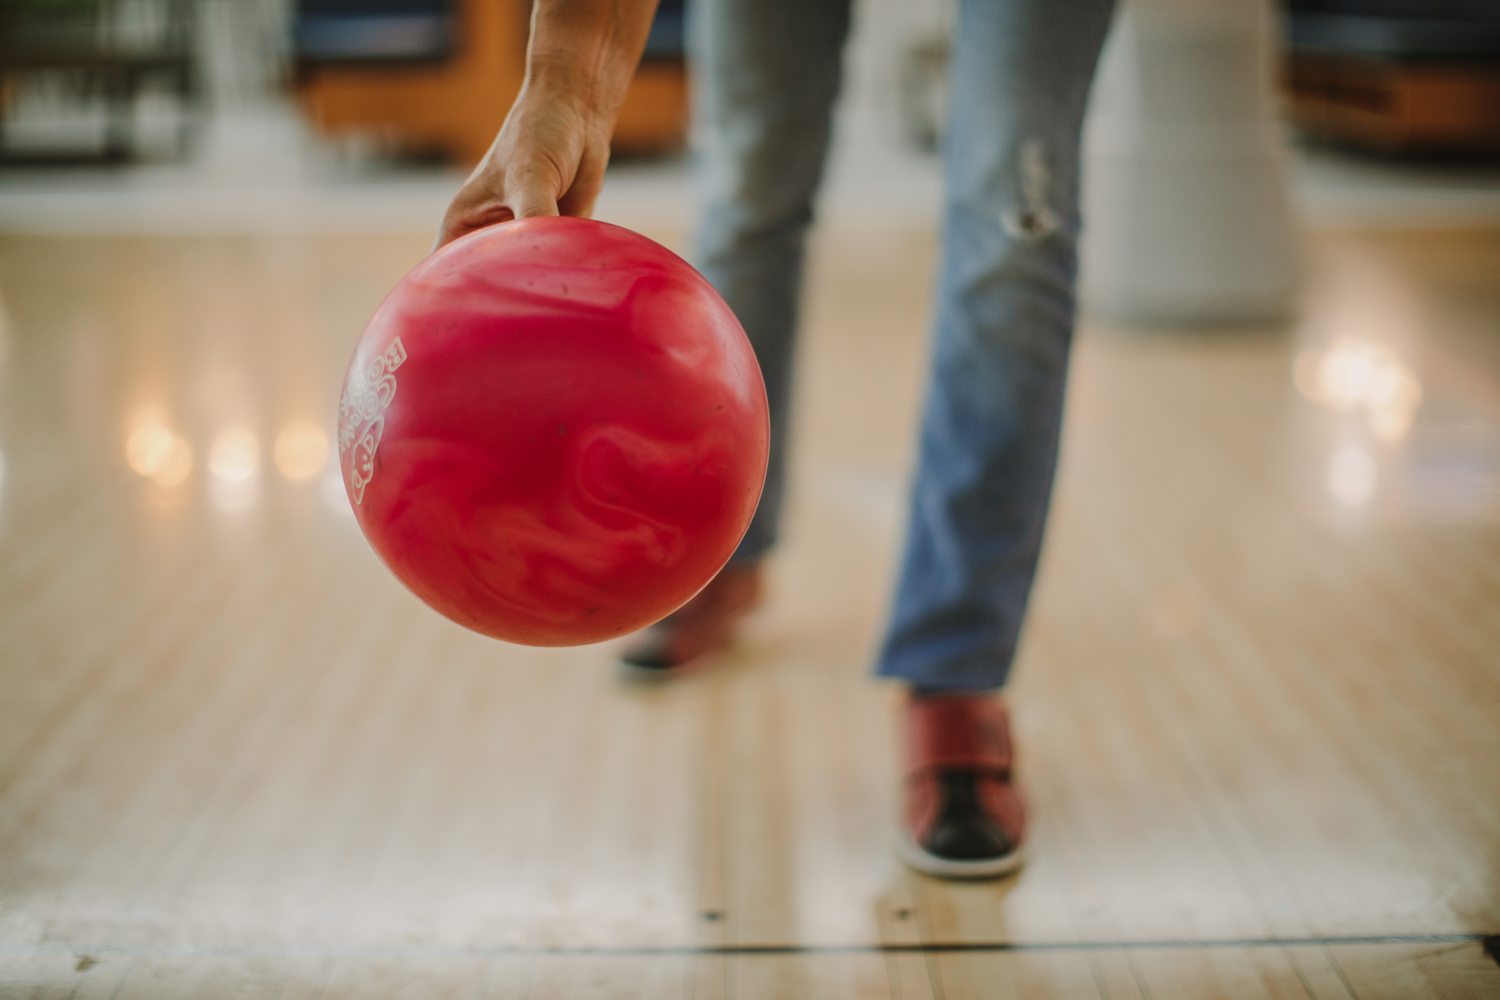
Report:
689,0,853,562
875,0,1117,691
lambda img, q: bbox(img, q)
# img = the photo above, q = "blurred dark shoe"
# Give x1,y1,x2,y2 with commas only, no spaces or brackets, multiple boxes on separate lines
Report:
896,691,1027,879
618,562,764,680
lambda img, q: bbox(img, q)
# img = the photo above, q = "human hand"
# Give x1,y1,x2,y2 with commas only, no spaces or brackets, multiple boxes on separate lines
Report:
435,87,611,249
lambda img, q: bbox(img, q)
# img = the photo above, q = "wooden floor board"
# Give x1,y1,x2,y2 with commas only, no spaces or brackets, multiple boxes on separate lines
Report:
930,951,1107,1000
1327,941,1500,1000
0,223,1496,994
1128,945,1317,1000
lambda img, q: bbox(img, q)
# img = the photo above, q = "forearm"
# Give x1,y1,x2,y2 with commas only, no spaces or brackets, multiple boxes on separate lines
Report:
523,0,662,123
437,0,658,240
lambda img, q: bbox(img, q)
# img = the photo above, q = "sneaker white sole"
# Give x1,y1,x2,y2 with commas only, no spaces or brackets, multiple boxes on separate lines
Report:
893,830,1028,880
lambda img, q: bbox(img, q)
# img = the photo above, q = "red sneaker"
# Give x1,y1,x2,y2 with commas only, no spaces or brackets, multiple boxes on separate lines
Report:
896,692,1027,879
617,563,764,679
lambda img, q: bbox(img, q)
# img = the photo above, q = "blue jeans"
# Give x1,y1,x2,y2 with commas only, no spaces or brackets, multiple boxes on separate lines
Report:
691,0,1116,692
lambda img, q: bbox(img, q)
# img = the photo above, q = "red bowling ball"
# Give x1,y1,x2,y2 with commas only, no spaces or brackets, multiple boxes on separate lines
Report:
337,217,769,646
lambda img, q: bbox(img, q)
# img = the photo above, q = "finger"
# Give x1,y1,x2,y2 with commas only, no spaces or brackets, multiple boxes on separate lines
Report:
558,148,608,219
506,164,561,219
434,203,513,251
433,222,464,251
555,188,597,220
509,189,560,220
434,217,482,251
557,172,603,219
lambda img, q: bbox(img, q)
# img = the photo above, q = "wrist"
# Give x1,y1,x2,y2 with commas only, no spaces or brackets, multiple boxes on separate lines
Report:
526,66,617,121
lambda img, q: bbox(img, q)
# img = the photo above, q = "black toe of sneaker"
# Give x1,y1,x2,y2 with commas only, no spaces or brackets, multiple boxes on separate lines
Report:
921,772,1019,862
898,694,1028,879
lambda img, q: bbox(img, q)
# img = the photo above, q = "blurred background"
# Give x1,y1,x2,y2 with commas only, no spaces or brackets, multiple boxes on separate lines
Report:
2,0,1498,236
1,1,1498,997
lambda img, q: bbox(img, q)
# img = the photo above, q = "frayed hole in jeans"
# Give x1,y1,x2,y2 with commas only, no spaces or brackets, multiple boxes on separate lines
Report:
1001,139,1059,240
1002,207,1059,239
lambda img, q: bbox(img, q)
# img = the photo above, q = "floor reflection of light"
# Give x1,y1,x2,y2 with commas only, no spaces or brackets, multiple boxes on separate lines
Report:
126,416,194,489
151,438,193,489
274,420,329,481
1327,444,1377,507
209,428,260,482
1293,337,1423,443
210,475,260,513
208,428,261,512
127,420,175,476
1371,398,1417,443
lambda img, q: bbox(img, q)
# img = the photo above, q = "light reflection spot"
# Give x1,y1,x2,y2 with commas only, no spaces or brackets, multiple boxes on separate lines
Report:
210,429,260,483
1327,444,1377,507
275,421,329,482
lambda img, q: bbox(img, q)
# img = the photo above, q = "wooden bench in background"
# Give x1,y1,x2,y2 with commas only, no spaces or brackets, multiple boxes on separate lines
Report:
293,0,688,166
1283,1,1500,155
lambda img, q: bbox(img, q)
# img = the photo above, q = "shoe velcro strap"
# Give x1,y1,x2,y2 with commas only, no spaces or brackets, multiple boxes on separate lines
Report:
906,696,1012,777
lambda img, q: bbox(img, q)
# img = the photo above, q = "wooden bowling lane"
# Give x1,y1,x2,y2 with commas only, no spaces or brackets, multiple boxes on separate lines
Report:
2,944,1497,998
0,223,1498,998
